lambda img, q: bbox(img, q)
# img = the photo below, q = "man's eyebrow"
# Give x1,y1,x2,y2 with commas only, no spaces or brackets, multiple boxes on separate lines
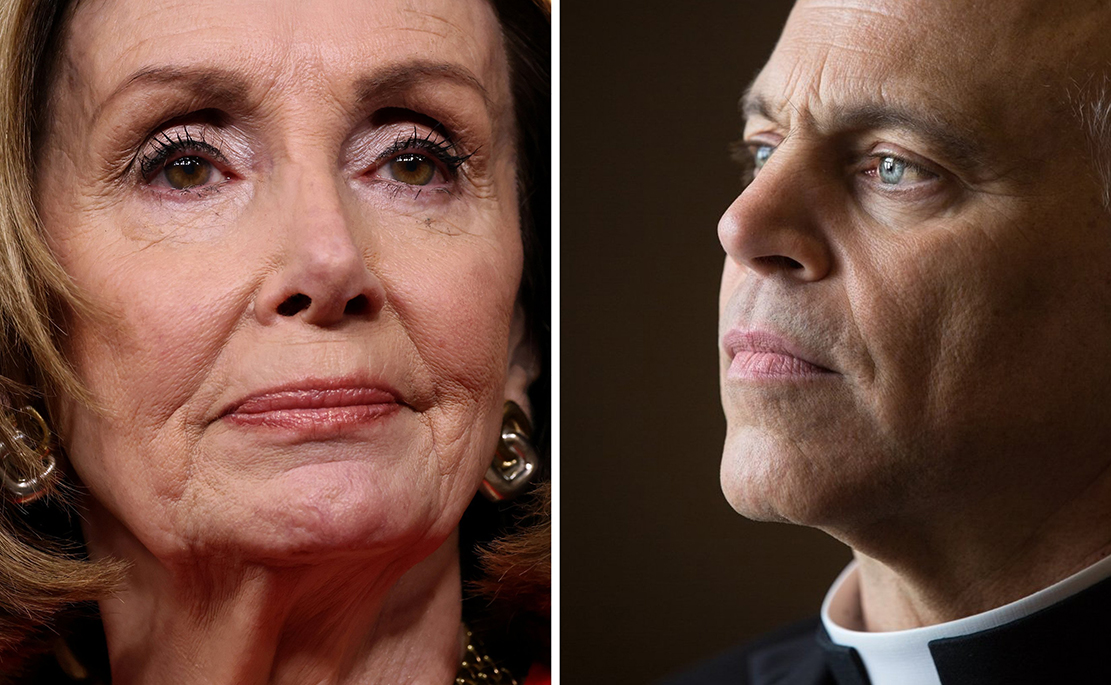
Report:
740,86,774,121
739,87,987,171
832,105,987,170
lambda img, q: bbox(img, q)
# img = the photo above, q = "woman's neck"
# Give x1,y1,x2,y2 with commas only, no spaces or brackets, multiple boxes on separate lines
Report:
84,502,465,685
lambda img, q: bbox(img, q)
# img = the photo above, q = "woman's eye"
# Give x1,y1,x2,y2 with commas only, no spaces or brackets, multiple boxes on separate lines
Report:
163,156,214,189
137,127,230,193
386,153,437,186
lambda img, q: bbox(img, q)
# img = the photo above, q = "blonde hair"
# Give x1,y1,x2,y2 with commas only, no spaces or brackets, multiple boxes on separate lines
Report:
0,0,123,673
0,0,549,676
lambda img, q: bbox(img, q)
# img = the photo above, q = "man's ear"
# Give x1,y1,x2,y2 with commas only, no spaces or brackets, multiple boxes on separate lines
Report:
504,304,540,418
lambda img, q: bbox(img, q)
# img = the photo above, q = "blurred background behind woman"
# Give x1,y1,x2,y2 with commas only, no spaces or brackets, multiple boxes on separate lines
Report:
0,0,549,682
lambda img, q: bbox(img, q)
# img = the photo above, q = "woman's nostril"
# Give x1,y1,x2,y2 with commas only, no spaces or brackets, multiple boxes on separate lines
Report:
276,293,311,317
344,294,370,316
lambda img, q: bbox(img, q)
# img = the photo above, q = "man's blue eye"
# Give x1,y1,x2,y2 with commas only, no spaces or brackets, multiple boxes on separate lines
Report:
878,156,906,184
754,145,774,170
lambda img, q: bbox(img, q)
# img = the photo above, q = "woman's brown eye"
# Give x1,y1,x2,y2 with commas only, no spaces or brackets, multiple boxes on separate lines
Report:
164,156,212,189
388,153,436,186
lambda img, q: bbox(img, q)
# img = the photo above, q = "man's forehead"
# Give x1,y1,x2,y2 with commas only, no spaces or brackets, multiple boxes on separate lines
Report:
747,0,1111,153
787,0,1111,42
770,0,1111,86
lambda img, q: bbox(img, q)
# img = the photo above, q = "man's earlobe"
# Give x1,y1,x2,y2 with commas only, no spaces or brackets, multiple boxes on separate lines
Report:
504,305,540,416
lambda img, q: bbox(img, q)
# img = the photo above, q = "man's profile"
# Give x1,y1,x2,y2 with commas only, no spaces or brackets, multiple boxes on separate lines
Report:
668,0,1111,683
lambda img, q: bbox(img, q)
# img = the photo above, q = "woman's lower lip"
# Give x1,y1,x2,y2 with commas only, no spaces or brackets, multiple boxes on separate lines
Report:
222,403,400,430
728,351,834,380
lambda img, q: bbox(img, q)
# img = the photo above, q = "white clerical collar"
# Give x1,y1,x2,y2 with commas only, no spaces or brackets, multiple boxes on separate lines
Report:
820,553,1111,685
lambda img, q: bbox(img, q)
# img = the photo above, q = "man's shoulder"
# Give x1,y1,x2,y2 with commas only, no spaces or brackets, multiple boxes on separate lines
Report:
655,617,831,685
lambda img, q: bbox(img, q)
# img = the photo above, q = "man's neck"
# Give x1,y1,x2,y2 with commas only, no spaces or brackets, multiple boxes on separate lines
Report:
849,464,1111,631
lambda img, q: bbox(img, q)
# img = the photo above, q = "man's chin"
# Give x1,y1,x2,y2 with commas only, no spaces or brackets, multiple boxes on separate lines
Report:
720,463,802,524
718,431,867,528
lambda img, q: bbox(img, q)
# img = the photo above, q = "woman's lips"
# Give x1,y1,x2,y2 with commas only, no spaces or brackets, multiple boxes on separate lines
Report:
221,386,401,430
724,329,835,380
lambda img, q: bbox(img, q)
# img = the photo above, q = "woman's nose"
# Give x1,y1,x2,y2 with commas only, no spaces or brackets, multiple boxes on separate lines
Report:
254,170,385,327
717,151,833,283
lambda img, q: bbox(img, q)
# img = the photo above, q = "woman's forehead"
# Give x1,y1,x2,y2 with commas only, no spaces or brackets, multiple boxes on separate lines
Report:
60,0,511,117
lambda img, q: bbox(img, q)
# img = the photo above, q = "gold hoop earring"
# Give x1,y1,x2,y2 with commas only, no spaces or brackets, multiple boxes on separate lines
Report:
0,406,57,504
481,401,539,502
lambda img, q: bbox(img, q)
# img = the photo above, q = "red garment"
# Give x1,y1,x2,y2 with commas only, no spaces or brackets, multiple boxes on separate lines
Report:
524,663,551,685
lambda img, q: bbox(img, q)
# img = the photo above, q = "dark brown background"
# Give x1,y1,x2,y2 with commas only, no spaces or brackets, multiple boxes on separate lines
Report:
561,2,851,682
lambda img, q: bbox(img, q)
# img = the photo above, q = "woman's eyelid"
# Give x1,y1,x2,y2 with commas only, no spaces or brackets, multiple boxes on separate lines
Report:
140,141,224,180
137,119,474,195
136,124,235,179
131,123,249,195
375,136,456,169
378,126,463,165
348,125,471,188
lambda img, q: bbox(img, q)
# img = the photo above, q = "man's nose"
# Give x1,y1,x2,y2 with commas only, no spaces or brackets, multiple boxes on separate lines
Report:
717,150,833,282
254,166,385,327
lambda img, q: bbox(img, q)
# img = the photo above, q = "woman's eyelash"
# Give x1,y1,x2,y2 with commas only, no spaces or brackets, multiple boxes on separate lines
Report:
138,129,223,180
133,125,473,190
377,128,474,174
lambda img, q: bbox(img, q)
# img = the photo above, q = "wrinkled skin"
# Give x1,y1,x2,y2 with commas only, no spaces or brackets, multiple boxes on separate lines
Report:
36,0,534,681
718,0,1111,628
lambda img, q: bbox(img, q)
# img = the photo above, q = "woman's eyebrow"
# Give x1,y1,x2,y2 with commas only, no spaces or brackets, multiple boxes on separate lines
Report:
96,61,491,119
96,66,250,118
353,61,491,109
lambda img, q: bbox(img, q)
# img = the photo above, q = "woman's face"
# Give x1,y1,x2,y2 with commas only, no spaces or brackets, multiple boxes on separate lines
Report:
37,0,528,564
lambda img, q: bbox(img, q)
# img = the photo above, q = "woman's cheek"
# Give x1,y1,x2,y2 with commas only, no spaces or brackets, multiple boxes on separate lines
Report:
386,233,521,457
67,246,238,412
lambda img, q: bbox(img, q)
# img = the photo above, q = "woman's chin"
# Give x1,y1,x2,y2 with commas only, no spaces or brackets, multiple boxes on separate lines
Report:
163,460,475,567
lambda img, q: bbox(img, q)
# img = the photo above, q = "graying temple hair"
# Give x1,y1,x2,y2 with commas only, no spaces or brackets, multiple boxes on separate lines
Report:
1070,74,1111,210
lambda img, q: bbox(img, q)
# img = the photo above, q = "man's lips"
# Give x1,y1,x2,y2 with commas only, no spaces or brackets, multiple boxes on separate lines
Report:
220,384,402,429
723,329,836,380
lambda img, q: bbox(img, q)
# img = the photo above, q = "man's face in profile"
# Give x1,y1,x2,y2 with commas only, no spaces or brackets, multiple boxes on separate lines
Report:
717,0,1111,534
